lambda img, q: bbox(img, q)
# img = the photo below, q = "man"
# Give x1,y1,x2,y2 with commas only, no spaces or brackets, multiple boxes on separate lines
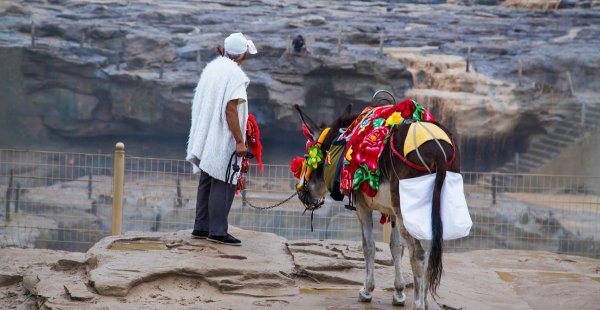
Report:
292,34,305,54
186,32,257,246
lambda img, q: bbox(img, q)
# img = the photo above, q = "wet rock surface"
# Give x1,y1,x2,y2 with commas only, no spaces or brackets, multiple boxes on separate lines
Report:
286,239,406,286
0,1,599,169
1,228,599,309
87,228,297,297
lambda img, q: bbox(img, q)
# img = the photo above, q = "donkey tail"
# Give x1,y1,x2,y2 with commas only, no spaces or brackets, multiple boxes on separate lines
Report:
428,155,446,296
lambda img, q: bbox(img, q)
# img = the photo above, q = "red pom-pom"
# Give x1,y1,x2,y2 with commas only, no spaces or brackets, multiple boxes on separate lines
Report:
290,156,305,179
380,214,391,225
421,109,437,122
397,99,417,119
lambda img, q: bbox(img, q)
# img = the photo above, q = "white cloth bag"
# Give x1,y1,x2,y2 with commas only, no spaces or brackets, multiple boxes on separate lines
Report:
399,172,472,240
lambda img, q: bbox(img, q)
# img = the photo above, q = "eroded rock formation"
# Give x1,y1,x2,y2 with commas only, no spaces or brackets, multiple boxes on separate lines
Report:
1,0,599,170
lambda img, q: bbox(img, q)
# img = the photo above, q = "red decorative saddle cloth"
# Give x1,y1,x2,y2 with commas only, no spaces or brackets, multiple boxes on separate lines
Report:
338,100,436,197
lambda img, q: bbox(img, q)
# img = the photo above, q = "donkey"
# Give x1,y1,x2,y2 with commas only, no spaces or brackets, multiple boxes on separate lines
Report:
293,102,460,309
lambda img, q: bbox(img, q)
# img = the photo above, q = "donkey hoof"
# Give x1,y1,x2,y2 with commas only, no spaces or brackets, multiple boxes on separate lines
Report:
358,288,372,302
392,291,406,306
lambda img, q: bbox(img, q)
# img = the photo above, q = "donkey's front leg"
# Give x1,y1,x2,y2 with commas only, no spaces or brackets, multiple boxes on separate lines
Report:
389,223,406,306
356,205,375,302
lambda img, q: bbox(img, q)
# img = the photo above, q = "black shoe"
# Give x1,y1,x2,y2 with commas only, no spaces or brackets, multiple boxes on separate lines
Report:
191,230,209,239
207,234,241,246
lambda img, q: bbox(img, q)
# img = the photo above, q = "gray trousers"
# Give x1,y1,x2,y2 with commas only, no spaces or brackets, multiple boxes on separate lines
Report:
193,170,236,236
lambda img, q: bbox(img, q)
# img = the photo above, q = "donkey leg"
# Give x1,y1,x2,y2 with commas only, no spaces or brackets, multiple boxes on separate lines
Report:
356,205,375,302
394,218,426,310
422,242,432,310
389,223,406,306
412,240,428,310
391,181,427,309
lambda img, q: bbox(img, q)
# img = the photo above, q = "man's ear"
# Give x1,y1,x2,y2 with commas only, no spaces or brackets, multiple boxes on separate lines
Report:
215,45,224,56
240,52,248,62
294,104,320,140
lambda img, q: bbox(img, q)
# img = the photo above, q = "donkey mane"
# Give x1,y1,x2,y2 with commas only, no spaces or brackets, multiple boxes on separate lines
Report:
321,110,359,149
331,112,359,135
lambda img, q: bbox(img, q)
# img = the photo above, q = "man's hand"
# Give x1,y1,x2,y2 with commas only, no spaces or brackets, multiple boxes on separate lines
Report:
235,142,247,158
226,99,247,157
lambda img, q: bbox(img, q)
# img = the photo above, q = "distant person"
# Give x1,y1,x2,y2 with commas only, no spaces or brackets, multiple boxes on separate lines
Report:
186,32,257,246
292,34,306,54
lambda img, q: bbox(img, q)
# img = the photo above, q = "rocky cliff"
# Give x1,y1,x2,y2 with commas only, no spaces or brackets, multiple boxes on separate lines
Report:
1,0,599,170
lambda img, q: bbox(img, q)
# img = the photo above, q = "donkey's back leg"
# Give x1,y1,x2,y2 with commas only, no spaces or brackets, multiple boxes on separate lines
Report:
389,221,406,306
395,217,427,310
356,204,375,302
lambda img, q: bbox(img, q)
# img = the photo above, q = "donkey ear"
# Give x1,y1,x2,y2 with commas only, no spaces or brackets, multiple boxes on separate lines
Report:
342,104,352,118
294,104,321,139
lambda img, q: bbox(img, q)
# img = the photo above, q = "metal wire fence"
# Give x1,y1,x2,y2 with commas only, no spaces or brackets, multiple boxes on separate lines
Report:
0,149,113,251
1,148,599,258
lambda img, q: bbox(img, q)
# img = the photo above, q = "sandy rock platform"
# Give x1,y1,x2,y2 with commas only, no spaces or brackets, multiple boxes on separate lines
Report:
1,227,599,309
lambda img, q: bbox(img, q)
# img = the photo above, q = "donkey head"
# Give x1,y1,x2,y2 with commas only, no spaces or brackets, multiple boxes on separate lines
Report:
293,104,352,210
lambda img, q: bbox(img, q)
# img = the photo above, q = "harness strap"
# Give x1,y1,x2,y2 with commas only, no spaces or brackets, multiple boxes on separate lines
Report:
345,191,356,211
418,121,448,162
413,122,432,174
297,161,308,190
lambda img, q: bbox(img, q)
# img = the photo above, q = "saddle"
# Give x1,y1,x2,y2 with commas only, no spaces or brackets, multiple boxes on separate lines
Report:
335,99,438,198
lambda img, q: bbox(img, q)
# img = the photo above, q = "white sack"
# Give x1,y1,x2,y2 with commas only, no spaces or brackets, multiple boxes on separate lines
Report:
399,172,472,240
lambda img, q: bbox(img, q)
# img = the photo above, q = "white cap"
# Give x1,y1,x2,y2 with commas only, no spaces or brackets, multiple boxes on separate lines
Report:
224,32,257,55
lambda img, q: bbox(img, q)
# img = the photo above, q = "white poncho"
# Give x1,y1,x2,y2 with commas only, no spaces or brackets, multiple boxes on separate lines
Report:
186,56,250,183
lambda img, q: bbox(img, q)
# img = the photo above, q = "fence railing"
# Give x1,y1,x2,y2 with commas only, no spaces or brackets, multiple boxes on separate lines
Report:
1,145,599,258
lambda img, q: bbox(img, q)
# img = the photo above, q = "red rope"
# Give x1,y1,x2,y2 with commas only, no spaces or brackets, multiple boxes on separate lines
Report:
389,127,456,173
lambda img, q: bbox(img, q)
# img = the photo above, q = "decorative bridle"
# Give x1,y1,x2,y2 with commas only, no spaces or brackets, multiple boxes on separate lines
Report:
296,125,331,191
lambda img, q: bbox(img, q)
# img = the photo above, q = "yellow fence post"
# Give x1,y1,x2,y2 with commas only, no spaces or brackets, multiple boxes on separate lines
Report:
383,221,391,244
112,142,125,236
